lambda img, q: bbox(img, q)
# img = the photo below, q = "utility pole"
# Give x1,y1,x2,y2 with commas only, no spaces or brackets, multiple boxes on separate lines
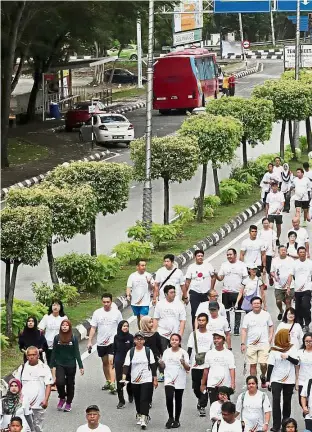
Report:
142,0,154,235
238,13,247,70
137,14,143,88
293,0,301,151
270,10,276,46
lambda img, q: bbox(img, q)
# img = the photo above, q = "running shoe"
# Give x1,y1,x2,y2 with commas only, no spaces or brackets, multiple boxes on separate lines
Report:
109,383,117,395
57,399,65,411
117,402,125,409
165,418,174,429
136,414,142,425
234,327,240,336
64,403,72,412
102,380,111,390
141,415,148,430
199,407,206,417
171,421,180,428
277,313,283,321
158,373,164,382
276,239,280,246
260,375,267,389
302,221,307,227
196,403,201,411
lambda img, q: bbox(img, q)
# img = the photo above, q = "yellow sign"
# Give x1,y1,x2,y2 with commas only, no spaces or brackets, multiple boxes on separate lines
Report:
174,0,203,33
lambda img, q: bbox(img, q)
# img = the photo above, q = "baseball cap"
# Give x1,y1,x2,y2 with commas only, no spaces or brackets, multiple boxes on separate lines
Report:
134,331,145,339
213,330,226,338
86,405,100,413
208,301,219,310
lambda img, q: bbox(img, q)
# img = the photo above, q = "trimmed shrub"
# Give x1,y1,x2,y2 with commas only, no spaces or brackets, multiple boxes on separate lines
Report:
112,241,152,263
31,282,79,306
220,184,238,204
151,224,178,248
220,179,252,196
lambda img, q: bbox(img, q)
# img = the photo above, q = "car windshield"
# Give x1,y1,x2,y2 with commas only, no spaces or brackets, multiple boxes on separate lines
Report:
74,103,90,110
100,115,126,123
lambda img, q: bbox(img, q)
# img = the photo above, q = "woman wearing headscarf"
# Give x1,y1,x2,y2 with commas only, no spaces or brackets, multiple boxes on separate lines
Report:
266,329,299,432
50,319,84,413
113,320,134,409
281,163,293,213
18,317,48,363
140,316,163,370
0,378,34,432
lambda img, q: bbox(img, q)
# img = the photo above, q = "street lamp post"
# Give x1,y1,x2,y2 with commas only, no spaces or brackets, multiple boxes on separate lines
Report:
293,0,301,151
142,0,154,236
137,14,143,88
238,13,247,70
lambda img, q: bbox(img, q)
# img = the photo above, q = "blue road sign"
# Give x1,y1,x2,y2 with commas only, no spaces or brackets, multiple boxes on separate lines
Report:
214,0,271,13
277,0,312,12
287,15,309,31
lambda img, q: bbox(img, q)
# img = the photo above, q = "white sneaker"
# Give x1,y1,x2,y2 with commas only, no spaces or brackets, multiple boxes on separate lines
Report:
141,415,147,430
136,414,142,425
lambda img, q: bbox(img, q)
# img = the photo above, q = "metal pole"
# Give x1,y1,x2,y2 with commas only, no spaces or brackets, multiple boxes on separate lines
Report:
142,0,154,234
137,14,143,88
238,13,247,70
270,10,276,46
42,73,45,122
293,0,301,150
91,98,94,150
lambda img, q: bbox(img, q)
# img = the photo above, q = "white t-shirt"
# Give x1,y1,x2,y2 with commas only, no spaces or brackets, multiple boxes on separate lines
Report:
204,348,235,388
153,299,186,339
301,380,312,419
127,271,153,307
187,330,214,369
287,227,309,248
304,169,312,182
38,314,68,348
212,419,243,432
257,229,277,257
260,172,279,196
287,243,298,260
273,165,283,182
241,277,263,298
155,266,184,300
275,322,304,350
0,396,32,431
90,307,122,346
292,259,312,292
293,176,311,201
76,424,112,432
210,400,223,421
15,361,54,410
271,257,294,289
185,262,215,294
195,301,226,319
162,348,189,389
266,191,284,215
124,347,155,384
218,260,248,293
297,349,312,386
240,238,266,268
242,310,273,347
207,315,230,334
236,391,271,432
268,346,298,385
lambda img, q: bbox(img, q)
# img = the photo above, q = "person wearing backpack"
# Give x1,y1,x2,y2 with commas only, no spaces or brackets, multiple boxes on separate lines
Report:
212,402,245,432
301,377,312,431
236,375,271,432
122,332,158,430
235,266,266,314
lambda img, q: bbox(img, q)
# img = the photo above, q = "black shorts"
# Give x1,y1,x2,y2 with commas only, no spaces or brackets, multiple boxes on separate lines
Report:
268,214,283,225
97,344,114,358
295,200,310,209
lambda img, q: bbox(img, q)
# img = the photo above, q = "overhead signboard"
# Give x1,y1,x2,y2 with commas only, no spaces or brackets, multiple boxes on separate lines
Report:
173,28,203,46
276,0,312,12
174,0,203,33
214,0,271,13
284,44,312,69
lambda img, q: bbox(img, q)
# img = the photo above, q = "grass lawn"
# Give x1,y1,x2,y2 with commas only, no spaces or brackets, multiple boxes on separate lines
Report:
1,344,23,378
8,138,49,166
112,86,146,101
288,151,309,172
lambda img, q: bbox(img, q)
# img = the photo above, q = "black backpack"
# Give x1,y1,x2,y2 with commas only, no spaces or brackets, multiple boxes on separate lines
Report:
129,346,151,370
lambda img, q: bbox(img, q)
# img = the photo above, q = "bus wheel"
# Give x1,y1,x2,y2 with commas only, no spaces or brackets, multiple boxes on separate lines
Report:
202,95,206,107
159,109,170,115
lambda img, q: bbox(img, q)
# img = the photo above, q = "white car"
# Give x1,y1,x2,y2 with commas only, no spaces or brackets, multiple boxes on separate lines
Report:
79,113,134,146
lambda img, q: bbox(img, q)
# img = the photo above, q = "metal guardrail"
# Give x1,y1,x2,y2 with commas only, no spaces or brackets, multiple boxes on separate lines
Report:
71,86,112,106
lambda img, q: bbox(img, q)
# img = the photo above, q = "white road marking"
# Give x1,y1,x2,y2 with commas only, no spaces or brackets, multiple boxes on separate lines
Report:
131,185,136,189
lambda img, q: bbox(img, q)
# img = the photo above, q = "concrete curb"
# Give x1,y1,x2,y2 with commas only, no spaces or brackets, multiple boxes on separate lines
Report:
110,101,146,115
1,150,114,200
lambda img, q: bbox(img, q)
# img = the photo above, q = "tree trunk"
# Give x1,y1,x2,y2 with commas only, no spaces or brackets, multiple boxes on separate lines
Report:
242,136,248,168
306,117,312,152
197,163,208,223
289,120,296,159
26,64,42,122
90,217,97,256
6,260,20,339
47,240,59,285
212,167,220,196
5,261,11,304
280,119,286,160
109,46,123,85
163,177,170,225
1,2,26,168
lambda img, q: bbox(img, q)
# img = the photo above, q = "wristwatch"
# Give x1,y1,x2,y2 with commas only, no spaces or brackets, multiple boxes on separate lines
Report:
182,296,189,300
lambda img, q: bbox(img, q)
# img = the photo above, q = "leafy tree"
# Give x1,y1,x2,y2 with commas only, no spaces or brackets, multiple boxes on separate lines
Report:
6,184,97,284
130,135,199,224
1,206,52,338
206,97,274,168
252,79,312,158
44,161,132,256
179,114,243,222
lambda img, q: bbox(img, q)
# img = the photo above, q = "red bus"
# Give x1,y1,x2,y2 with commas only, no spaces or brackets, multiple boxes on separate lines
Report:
153,48,219,114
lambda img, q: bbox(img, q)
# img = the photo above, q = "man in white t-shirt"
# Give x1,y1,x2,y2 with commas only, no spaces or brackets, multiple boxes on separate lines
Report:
273,157,283,184
270,245,294,321
240,225,266,277
200,331,235,405
292,246,312,332
195,289,226,324
257,217,277,286
260,163,280,205
205,302,232,350
15,346,53,432
187,312,213,417
212,402,244,432
153,254,186,304
217,248,248,335
185,249,216,328
241,296,274,389
265,182,284,242
288,217,310,257
88,293,122,393
126,259,153,329
292,168,311,225
76,405,112,432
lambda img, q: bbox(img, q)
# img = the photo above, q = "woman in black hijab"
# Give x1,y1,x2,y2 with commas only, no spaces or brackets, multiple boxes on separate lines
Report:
18,316,48,362
113,320,134,409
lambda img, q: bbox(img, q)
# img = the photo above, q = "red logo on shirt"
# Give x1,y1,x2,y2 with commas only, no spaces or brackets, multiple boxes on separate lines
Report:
197,272,203,278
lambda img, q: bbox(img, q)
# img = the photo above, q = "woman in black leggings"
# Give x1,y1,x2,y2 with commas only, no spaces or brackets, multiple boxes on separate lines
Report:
159,333,190,429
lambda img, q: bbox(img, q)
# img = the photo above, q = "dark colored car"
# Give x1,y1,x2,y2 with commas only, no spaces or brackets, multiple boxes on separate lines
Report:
104,68,147,84
65,101,106,131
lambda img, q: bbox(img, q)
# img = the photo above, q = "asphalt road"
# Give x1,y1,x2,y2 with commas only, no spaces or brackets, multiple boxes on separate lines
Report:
42,207,307,432
8,59,308,301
